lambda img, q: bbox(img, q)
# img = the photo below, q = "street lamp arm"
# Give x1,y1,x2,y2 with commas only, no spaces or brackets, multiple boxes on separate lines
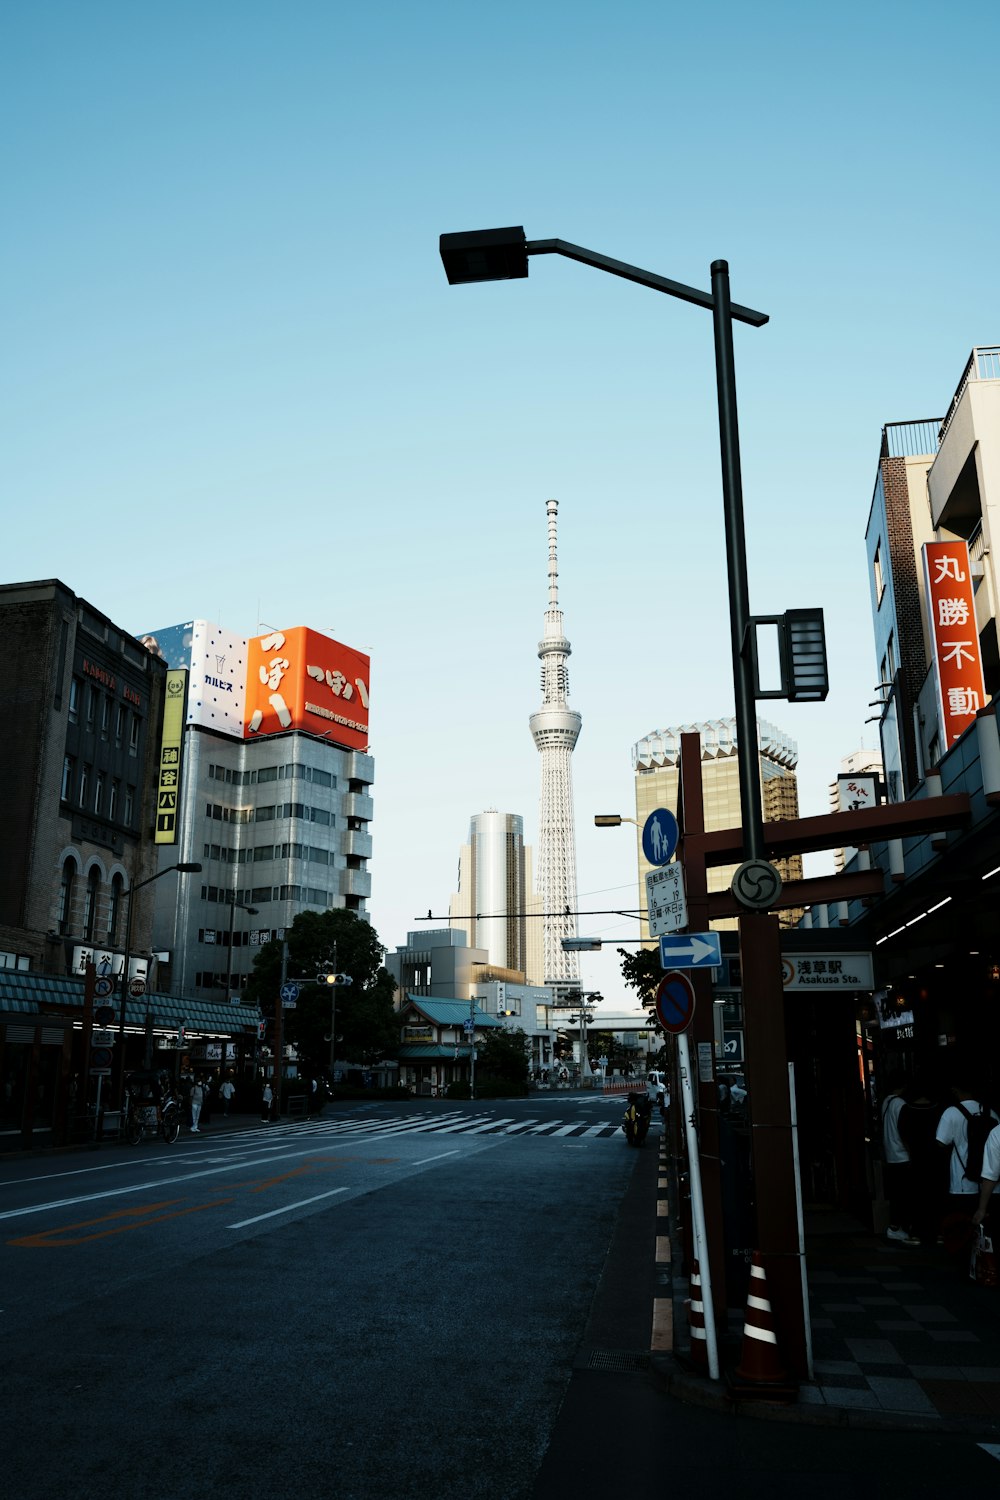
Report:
526,239,769,328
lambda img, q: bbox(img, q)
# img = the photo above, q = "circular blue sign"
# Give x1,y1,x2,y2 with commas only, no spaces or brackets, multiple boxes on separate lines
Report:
642,807,679,868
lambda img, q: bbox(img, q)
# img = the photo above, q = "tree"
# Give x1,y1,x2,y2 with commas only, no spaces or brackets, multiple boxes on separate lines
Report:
244,909,398,1068
475,1026,531,1089
618,946,668,1065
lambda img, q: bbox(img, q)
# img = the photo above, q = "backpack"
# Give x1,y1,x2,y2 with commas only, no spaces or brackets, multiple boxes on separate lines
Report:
956,1102,993,1184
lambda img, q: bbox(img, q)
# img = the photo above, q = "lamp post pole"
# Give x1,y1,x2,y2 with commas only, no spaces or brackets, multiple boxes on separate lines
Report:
440,228,808,1377
115,861,201,1102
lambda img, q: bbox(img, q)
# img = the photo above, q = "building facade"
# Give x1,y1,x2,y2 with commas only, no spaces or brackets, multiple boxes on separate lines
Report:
146,620,374,1002
0,579,166,980
633,718,804,936
448,811,542,980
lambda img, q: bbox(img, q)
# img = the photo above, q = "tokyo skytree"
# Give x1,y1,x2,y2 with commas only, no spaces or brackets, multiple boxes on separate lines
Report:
530,499,581,985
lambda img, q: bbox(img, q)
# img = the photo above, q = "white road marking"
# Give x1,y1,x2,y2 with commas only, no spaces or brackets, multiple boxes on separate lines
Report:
228,1186,349,1228
552,1123,586,1136
464,1118,516,1134
980,1444,1000,1462
412,1150,461,1166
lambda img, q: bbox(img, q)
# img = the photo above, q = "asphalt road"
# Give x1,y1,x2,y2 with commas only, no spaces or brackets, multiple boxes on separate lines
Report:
4,1094,1000,1500
0,1094,637,1500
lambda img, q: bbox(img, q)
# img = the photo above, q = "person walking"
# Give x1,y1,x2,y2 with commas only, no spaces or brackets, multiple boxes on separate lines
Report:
972,1120,1000,1229
261,1081,273,1123
220,1077,236,1116
190,1076,204,1134
882,1073,917,1244
935,1081,998,1249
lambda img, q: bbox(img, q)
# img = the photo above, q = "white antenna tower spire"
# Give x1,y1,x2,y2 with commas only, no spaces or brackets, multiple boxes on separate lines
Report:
530,498,582,984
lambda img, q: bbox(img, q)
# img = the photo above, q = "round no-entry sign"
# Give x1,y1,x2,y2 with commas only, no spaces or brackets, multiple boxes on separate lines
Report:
654,971,696,1035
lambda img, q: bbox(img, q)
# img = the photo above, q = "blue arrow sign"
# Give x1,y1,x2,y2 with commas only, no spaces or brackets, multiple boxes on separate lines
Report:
280,983,300,1004
642,807,678,868
658,932,722,970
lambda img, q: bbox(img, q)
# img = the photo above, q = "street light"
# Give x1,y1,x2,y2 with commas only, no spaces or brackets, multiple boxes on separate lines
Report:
116,861,201,1099
594,814,638,828
225,898,259,1003
440,226,806,1376
566,990,601,1083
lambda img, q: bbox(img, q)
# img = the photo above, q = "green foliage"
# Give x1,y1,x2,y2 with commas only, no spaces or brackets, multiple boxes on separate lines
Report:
244,909,398,1067
473,1026,531,1089
617,945,664,1030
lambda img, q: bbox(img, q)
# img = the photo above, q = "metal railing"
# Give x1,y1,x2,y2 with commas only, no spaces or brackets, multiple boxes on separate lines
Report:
880,420,941,459
939,346,1000,444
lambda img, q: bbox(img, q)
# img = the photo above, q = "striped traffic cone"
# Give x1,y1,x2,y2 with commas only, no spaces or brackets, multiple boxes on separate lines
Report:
727,1252,797,1402
687,1258,708,1370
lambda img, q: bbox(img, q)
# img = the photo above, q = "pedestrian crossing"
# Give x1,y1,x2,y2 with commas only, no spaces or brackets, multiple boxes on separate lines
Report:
213,1108,637,1144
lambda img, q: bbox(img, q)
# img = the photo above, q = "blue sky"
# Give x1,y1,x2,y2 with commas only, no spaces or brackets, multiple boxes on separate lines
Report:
4,1,998,1005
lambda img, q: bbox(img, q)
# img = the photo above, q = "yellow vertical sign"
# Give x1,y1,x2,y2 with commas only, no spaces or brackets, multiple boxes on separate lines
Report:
155,669,187,845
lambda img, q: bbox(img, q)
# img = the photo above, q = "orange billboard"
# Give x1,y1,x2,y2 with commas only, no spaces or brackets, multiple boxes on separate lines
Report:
245,627,370,751
922,540,985,748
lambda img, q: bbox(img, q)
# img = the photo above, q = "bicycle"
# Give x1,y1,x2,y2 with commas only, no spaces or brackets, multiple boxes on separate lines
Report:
121,1089,181,1146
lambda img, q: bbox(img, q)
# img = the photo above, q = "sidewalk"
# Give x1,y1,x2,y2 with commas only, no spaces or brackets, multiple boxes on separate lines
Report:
661,1154,1000,1434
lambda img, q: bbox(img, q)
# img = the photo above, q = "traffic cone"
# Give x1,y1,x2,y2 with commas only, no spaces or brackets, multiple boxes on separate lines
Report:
687,1258,708,1370
727,1252,797,1403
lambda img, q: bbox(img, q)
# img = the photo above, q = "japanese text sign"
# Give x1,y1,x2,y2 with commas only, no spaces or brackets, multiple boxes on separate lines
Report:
245,627,370,751
922,540,985,746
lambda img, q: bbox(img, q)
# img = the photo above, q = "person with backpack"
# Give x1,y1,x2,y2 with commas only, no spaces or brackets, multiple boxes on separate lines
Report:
972,1122,1000,1229
935,1083,999,1248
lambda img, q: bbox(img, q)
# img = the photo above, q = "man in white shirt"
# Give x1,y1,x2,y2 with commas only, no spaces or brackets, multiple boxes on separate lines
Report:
972,1123,1000,1229
882,1075,916,1244
935,1084,999,1237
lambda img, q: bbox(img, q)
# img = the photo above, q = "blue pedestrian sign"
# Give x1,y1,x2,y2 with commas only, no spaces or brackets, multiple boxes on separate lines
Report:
642,807,678,868
658,932,722,970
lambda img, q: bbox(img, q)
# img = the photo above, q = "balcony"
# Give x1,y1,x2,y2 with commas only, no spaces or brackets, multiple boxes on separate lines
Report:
339,866,372,900
341,827,373,860
929,347,1000,530
343,792,373,823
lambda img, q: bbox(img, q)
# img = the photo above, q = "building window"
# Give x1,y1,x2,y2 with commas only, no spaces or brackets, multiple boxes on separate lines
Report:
79,763,91,807
128,714,140,756
84,867,100,941
108,873,124,943
886,630,897,680
61,756,75,802
86,686,97,731
59,857,76,935
124,785,135,825
95,772,106,815
115,704,126,745
68,677,81,725
873,541,885,605
101,696,112,739
109,779,120,820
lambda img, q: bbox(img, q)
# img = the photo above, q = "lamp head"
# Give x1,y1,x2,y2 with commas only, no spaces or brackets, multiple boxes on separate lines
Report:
594,814,623,827
440,227,528,285
177,863,202,873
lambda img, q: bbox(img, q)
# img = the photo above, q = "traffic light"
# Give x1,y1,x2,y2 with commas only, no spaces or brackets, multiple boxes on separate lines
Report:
320,972,353,987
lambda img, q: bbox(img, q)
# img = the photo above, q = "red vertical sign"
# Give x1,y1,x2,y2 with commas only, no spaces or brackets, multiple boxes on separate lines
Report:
922,540,986,747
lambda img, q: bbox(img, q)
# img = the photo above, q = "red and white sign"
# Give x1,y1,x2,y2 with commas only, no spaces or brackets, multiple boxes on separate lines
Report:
245,627,370,751
922,540,986,747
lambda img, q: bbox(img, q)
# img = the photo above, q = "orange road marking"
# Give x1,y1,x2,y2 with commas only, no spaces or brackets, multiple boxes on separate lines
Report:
9,1198,232,1248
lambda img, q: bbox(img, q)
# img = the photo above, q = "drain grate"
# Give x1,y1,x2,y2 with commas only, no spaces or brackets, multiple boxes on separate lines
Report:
587,1350,651,1374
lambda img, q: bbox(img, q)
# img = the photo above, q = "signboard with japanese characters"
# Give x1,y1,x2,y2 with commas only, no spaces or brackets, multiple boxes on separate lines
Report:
143,619,370,752
836,773,879,813
245,627,370,751
645,864,687,937
154,668,187,845
780,953,873,990
922,540,986,747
